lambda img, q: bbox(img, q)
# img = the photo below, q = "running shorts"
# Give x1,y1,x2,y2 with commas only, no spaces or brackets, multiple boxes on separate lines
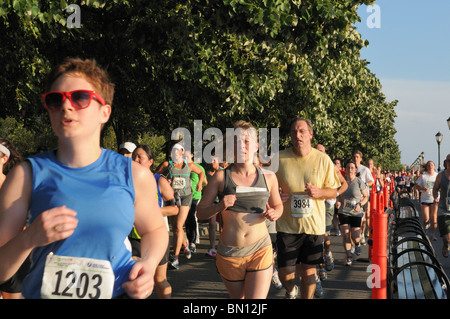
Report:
276,232,324,267
437,213,450,237
338,214,363,228
216,236,273,282
421,202,434,206
0,257,31,293
178,192,193,207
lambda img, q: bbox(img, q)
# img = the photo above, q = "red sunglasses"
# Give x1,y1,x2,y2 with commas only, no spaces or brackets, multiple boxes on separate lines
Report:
41,90,106,111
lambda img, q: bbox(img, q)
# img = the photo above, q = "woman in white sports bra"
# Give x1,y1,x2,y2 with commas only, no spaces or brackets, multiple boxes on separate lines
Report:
197,121,283,299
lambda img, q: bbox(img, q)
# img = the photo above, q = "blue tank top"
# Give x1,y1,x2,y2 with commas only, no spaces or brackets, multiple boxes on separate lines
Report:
22,149,136,298
154,173,164,207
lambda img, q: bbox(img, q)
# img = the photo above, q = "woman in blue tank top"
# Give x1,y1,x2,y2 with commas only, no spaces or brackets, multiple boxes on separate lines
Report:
132,144,178,298
0,58,168,299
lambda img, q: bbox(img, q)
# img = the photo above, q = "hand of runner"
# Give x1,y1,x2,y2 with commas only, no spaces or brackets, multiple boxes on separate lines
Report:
221,194,236,210
279,187,289,203
122,260,155,299
306,183,321,199
263,203,280,221
25,205,78,247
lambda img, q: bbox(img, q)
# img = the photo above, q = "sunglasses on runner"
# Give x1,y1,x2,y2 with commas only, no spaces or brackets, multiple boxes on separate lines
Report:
41,90,106,111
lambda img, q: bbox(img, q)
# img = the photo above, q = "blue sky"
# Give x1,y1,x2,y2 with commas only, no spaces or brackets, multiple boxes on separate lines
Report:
355,0,450,169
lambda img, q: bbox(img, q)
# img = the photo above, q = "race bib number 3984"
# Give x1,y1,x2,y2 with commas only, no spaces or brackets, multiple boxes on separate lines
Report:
291,195,313,218
41,253,115,299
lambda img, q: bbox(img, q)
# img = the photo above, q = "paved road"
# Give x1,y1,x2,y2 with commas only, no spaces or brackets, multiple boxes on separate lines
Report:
155,224,373,300
153,199,449,300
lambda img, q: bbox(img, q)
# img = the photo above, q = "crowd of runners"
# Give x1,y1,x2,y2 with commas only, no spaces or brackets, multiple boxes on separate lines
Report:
0,58,449,300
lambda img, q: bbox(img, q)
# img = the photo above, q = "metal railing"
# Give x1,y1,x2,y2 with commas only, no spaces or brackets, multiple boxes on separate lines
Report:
387,194,449,299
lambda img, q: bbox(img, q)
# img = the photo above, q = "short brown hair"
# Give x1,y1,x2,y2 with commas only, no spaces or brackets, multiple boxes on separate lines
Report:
353,150,363,158
44,57,115,106
289,117,313,134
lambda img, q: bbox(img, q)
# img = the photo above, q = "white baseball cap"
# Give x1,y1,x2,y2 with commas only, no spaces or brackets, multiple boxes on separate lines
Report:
119,142,137,153
172,144,184,151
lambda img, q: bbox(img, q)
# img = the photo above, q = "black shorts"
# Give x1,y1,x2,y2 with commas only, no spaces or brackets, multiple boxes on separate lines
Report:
0,256,31,293
130,237,169,266
338,214,363,228
421,202,434,207
276,232,324,267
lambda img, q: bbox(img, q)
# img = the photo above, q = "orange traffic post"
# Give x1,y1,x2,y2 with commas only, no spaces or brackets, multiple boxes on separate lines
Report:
383,180,389,209
371,191,387,299
389,179,394,209
368,189,377,261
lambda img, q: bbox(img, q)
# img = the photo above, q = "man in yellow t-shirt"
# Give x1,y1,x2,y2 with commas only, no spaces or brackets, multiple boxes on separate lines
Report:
276,118,341,299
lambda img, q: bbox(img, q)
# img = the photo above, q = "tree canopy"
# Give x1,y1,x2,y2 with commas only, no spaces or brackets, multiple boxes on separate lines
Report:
0,0,402,169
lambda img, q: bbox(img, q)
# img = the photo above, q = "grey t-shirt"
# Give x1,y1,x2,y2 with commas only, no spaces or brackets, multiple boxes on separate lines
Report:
338,177,367,217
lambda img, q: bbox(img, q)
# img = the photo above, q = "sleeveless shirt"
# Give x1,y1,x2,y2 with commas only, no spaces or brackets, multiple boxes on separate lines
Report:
22,149,136,298
131,173,164,240
218,164,270,214
168,159,192,196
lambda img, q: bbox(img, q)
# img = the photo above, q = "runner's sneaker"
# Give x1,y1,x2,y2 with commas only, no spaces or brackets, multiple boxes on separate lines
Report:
318,266,327,281
272,268,283,289
314,277,323,298
205,248,217,257
345,257,352,266
169,255,179,270
189,243,196,254
360,234,366,246
324,252,334,271
184,246,192,259
443,245,449,258
285,285,298,299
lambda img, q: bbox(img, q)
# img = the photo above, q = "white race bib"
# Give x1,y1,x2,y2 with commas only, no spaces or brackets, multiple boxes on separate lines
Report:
41,253,115,299
172,176,186,190
291,195,313,218
342,199,358,214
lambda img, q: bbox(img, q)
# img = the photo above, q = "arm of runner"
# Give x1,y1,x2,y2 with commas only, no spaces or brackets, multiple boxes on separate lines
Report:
263,172,283,221
159,176,179,217
337,169,348,196
154,160,169,175
432,173,441,203
0,162,78,283
189,163,205,192
305,183,338,199
123,162,168,299
197,170,234,219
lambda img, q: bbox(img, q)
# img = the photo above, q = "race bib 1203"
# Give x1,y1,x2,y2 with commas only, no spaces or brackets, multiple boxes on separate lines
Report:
41,253,115,299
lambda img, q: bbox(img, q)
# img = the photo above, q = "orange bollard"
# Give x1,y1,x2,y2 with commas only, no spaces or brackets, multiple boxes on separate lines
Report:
371,192,387,299
389,179,394,209
368,190,377,261
383,180,389,209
